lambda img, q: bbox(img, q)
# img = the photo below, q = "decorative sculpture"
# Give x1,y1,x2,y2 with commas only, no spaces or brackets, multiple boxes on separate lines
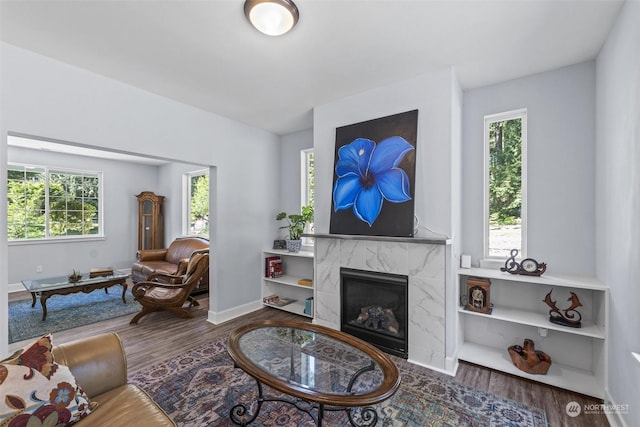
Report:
543,289,582,328
500,249,546,276
508,339,552,375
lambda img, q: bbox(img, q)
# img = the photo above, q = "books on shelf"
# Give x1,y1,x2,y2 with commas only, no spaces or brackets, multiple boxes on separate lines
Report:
297,278,313,287
263,294,295,307
304,297,314,316
263,294,279,304
265,256,283,278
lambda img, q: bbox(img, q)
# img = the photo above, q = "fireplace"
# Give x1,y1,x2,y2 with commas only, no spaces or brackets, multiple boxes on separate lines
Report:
340,268,409,358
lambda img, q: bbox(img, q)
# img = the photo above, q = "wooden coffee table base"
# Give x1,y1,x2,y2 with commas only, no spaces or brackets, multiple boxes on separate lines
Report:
230,363,379,427
30,277,128,321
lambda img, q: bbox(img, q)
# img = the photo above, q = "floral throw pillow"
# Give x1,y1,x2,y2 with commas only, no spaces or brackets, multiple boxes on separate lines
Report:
0,334,97,426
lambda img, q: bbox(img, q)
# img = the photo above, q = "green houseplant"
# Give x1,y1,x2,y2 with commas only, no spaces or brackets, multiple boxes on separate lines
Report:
276,205,314,252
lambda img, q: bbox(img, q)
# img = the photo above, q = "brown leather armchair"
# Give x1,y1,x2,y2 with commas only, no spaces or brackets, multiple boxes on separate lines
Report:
131,237,209,293
130,252,209,324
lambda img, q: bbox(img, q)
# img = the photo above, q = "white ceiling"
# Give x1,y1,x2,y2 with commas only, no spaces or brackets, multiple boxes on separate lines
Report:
0,0,624,136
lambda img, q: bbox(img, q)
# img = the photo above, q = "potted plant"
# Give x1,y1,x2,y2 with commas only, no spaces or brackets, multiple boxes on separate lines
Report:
276,205,314,252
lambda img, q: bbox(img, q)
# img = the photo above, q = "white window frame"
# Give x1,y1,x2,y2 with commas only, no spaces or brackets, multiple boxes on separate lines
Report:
301,148,314,246
7,163,104,243
183,168,209,237
483,108,527,260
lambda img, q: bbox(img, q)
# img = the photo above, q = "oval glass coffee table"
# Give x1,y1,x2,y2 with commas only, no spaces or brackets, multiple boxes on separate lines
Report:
226,319,400,427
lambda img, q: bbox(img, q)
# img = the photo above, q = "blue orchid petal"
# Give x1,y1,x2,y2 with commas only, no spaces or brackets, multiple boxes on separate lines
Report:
353,186,384,226
335,138,375,177
369,136,414,174
333,173,361,211
377,168,412,202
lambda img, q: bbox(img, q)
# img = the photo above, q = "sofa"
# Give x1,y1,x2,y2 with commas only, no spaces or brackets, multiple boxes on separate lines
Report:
51,332,176,426
131,236,209,293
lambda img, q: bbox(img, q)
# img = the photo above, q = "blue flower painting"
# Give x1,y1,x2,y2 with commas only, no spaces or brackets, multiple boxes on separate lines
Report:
333,136,414,226
330,110,418,237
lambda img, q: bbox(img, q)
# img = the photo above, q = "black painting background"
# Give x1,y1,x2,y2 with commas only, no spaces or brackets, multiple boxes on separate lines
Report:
330,110,418,237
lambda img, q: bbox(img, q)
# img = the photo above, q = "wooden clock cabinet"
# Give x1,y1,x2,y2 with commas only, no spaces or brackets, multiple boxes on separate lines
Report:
136,191,164,250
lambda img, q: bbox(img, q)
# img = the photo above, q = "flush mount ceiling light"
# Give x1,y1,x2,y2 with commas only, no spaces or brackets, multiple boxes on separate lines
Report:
244,0,299,36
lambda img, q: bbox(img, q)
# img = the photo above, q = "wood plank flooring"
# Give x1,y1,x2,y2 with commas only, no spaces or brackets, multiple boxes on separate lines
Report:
8,291,609,427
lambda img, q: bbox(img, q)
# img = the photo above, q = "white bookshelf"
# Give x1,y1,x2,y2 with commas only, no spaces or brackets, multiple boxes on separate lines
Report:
262,249,314,318
458,267,608,398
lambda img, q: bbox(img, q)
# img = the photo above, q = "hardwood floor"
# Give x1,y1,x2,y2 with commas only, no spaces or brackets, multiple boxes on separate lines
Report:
8,291,610,426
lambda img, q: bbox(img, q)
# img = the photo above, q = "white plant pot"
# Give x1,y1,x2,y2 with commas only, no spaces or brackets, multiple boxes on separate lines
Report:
286,239,302,253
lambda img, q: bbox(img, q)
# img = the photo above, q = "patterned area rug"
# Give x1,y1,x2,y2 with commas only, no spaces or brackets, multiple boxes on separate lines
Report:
130,337,548,427
9,287,139,343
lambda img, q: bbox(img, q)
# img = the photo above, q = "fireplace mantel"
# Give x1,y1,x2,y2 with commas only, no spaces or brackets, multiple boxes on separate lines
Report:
307,233,451,245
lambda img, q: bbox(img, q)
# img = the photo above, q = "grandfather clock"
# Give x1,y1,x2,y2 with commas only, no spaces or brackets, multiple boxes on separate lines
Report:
136,191,164,250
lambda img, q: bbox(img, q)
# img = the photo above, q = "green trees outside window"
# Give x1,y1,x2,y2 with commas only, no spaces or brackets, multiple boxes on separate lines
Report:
489,118,522,225
188,172,209,236
486,111,525,258
7,165,101,240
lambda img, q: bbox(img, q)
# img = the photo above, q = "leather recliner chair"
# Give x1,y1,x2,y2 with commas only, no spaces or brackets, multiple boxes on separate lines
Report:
131,237,209,293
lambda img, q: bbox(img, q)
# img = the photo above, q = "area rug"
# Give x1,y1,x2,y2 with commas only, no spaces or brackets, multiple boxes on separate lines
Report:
9,288,139,343
130,336,548,427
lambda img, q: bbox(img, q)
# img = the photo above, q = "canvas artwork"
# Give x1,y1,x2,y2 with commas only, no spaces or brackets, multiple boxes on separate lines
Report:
330,110,418,237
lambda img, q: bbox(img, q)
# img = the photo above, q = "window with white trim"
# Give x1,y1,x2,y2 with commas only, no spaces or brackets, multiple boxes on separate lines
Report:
185,169,209,237
301,149,314,242
484,109,527,259
7,164,102,241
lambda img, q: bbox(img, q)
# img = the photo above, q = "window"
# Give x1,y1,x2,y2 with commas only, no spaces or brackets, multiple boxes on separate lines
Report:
301,149,314,241
484,109,527,259
7,164,102,241
185,169,209,237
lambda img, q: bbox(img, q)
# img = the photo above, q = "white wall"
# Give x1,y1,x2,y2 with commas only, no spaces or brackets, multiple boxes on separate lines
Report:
6,145,160,284
278,128,313,226
314,67,460,239
596,2,640,424
0,42,280,355
462,61,596,274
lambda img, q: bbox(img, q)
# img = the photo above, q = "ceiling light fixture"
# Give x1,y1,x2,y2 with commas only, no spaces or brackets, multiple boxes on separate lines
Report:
244,0,299,36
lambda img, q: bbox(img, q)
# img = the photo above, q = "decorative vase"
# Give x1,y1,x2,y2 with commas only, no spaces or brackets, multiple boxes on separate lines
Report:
508,338,552,375
68,272,82,283
286,239,302,253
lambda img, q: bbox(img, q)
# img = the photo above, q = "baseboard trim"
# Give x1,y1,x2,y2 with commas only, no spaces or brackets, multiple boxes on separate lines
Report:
408,357,456,377
8,283,24,293
604,389,630,427
207,300,263,325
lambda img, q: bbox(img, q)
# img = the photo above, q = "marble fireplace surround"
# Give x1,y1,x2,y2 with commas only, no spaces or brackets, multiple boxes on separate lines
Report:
312,233,451,373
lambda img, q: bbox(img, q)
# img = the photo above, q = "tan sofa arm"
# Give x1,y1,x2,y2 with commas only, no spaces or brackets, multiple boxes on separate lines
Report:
52,332,127,398
137,249,169,262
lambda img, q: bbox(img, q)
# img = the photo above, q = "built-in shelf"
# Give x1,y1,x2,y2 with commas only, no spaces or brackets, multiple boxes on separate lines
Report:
459,267,608,291
262,249,314,319
458,306,605,339
458,342,602,397
264,275,314,289
457,268,608,399
264,300,309,318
